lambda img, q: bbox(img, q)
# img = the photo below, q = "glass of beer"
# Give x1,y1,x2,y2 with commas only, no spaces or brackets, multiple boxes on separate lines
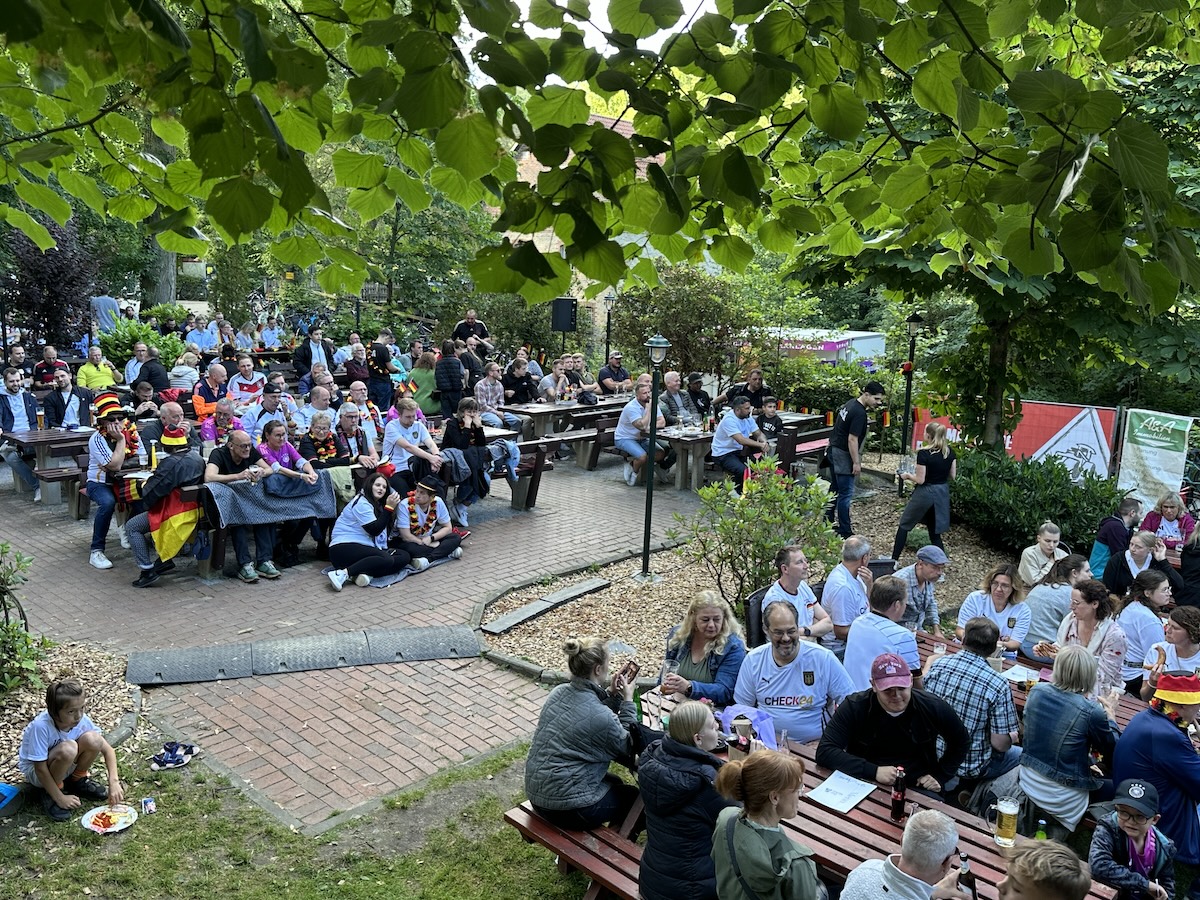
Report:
987,796,1019,846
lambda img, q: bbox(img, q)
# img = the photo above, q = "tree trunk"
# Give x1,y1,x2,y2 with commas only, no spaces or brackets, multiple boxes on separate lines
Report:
981,320,1011,446
148,244,176,307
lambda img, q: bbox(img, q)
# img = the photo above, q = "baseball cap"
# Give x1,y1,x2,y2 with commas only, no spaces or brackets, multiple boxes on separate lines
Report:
916,545,949,565
1113,779,1159,818
610,350,623,359
871,653,913,690
262,383,282,395
687,372,703,384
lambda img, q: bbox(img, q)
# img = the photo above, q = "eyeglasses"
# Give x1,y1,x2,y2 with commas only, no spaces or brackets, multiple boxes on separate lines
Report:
769,629,799,640
1116,809,1150,824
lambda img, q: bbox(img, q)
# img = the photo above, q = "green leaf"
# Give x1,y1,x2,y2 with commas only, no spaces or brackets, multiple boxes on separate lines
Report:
529,0,565,27
331,149,386,188
347,184,397,222
1109,118,1170,194
274,107,323,154
207,176,274,239
99,111,143,145
1007,70,1086,113
235,7,277,83
14,142,73,165
270,234,326,268
572,238,626,282
150,116,188,150
15,181,72,226
880,165,932,210
913,52,961,117
107,192,156,223
3,0,43,42
155,229,209,255
128,0,191,48
710,234,754,272
3,206,55,250
826,222,864,256
58,170,107,214
526,86,590,130
1002,227,1058,276
883,20,926,71
609,0,683,37
757,219,796,253
1058,210,1122,270
435,113,500,181
397,66,464,130
385,168,432,213
987,0,1031,37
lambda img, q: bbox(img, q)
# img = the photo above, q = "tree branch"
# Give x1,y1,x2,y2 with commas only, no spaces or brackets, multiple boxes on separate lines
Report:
0,99,131,149
278,0,354,75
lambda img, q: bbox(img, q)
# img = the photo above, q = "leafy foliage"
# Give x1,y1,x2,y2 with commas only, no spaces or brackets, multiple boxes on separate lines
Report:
950,448,1127,555
142,302,191,325
2,219,97,345
98,319,185,369
669,460,840,620
0,542,49,697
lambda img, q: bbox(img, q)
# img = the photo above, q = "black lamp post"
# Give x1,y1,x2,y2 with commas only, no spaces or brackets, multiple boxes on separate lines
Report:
635,333,671,583
898,312,924,496
603,289,617,362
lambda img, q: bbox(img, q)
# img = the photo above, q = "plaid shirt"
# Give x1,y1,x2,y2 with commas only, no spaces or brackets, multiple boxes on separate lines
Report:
923,649,1018,778
896,563,939,631
474,377,504,413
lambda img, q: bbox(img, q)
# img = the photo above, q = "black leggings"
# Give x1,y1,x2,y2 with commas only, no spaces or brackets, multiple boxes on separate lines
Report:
393,533,461,561
329,542,412,578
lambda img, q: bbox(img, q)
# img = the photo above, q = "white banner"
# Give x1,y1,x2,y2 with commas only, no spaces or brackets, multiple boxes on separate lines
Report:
1117,409,1193,512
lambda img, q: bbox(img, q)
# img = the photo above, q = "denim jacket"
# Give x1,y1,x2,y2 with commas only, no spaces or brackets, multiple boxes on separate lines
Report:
662,628,747,706
1022,682,1119,790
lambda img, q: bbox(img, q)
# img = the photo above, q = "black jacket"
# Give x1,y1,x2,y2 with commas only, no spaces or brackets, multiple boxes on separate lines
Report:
1088,812,1176,900
293,339,338,377
435,356,465,394
43,386,95,428
138,358,171,391
141,450,205,508
637,737,733,900
816,688,969,787
502,371,539,404
1102,555,1183,599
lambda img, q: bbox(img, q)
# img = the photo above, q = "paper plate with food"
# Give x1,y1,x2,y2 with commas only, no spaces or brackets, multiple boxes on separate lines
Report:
81,804,138,834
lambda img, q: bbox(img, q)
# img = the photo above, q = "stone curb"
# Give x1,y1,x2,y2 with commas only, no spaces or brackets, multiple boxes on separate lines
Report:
106,685,142,748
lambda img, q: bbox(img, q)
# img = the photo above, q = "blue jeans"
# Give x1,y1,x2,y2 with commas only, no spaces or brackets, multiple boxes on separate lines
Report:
481,411,521,430
945,745,1023,793
86,481,117,552
532,775,639,831
714,451,749,492
231,523,276,567
833,471,856,536
1,446,38,491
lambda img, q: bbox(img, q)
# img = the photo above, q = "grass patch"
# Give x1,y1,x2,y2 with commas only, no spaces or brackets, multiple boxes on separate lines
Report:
382,742,530,811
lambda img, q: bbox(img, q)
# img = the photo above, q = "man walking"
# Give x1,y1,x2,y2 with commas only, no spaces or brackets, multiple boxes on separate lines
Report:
827,380,885,537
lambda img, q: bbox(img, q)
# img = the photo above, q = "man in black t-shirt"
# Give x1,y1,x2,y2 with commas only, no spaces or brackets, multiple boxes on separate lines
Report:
451,310,493,353
715,368,772,413
501,359,540,404
597,351,632,394
367,328,401,412
204,432,279,584
827,380,885,537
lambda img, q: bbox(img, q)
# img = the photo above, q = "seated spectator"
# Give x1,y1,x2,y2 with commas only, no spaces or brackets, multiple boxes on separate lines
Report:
537,357,569,402
7,344,34,381
1091,498,1143,574
383,398,443,493
734,600,853,744
615,379,674,487
568,353,598,392
398,339,423,373
265,371,299,416
894,545,947,636
714,368,772,413
710,395,769,492
199,399,243,447
386,383,426,422
1023,554,1093,662
185,316,217,350
711,751,821,900
843,576,922,692
311,369,343,409
123,342,148,388
76,345,122,391
1176,526,1200,608
259,316,283,349
203,431,280,583
297,361,327,397
686,372,712,419
390,475,462,563
841,810,964,900
1019,520,1068,587
1117,570,1173,696
817,652,968,793
139,401,202,453
0,368,40,500
294,385,334,434
235,321,257,350
43,367,93,429
435,339,465,418
923,617,1021,791
756,396,784,446
441,398,490,525
524,636,639,829
299,411,349,468
999,841,1093,900
597,350,631,395
129,380,162,421
347,381,384,446
258,419,320,566
660,591,746,706
32,345,69,387
821,535,873,659
334,403,379,470
501,357,540,404
1089,779,1175,900
762,546,833,641
474,362,526,435
126,422,204,588
1140,491,1196,549
85,392,140,570
637,700,733,900
659,371,700,426
1020,645,1121,836
242,383,289,443
955,563,1029,652
326,472,415,590
191,362,227,422
334,331,360,367
344,343,370,383
226,355,266,410
1103,530,1182,598
1034,579,1127,699
512,346,543,379
1139,606,1200,701
139,346,171,392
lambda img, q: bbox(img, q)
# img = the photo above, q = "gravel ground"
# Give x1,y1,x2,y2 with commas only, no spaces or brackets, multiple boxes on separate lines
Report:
0,643,134,785
482,479,1011,673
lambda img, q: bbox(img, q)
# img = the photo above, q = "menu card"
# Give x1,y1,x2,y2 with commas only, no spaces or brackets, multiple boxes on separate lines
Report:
807,771,876,813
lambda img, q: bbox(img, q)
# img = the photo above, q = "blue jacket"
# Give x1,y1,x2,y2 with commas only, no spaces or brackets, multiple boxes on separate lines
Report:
662,628,747,706
637,737,733,900
1088,812,1176,899
1114,707,1200,865
1022,682,1119,791
0,391,39,434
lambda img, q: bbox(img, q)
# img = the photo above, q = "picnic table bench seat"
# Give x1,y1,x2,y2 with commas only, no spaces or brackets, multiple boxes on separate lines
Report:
509,437,561,511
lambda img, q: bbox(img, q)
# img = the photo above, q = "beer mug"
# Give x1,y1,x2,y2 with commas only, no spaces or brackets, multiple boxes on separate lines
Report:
986,796,1020,847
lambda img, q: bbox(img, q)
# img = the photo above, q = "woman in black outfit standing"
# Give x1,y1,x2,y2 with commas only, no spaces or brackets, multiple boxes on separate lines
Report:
434,339,464,419
891,421,956,560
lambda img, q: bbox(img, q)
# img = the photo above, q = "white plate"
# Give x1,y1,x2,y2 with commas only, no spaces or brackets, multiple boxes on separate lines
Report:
81,804,138,834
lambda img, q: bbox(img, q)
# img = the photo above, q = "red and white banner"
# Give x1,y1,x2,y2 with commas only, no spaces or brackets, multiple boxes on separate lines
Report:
912,401,1120,480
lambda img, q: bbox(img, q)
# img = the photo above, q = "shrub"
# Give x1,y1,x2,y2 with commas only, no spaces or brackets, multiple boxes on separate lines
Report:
142,302,190,325
950,447,1128,555
99,319,185,369
0,542,50,697
668,459,842,622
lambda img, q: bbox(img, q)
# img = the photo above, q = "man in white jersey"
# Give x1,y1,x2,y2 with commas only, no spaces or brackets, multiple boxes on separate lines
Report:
821,535,874,659
843,575,922,692
762,545,832,640
734,601,853,744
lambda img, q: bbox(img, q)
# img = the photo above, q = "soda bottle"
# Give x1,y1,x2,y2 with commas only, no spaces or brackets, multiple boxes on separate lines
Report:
1035,819,1048,840
958,853,978,900
889,766,907,822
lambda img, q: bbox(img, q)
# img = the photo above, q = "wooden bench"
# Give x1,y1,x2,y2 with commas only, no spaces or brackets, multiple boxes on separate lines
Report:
510,437,561,511
36,458,85,518
777,425,834,472
577,416,620,471
504,801,641,900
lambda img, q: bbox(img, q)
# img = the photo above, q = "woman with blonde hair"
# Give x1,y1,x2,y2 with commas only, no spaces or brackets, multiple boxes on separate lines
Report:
1140,490,1196,548
524,637,639,829
638,701,734,900
168,351,200,390
891,421,956,560
955,563,1029,651
1102,529,1182,598
235,321,257,350
661,591,746,706
711,750,823,900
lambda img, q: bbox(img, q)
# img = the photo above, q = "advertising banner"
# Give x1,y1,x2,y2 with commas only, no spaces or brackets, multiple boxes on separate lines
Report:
1116,409,1193,513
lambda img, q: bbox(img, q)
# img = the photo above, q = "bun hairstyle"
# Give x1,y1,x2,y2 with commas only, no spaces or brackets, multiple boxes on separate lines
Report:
1074,578,1119,621
563,636,608,679
667,700,714,744
714,750,805,817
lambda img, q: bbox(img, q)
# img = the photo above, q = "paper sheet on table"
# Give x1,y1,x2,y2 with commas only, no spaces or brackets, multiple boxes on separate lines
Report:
807,771,876,813
1002,664,1036,683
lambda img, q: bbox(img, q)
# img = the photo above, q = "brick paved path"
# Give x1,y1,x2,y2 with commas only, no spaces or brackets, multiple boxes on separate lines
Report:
2,459,700,828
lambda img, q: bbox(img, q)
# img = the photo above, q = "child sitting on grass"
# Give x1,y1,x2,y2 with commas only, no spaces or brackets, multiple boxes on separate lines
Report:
19,677,125,821
1088,779,1175,900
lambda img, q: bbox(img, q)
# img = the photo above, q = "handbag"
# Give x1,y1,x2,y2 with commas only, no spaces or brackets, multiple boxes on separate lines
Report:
577,390,598,406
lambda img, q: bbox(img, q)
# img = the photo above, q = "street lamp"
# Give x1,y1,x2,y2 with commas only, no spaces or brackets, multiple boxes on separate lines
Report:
635,333,671,584
603,289,617,362
898,312,924,496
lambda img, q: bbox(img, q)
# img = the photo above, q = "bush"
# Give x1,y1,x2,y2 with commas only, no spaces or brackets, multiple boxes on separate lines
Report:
950,447,1128,555
98,319,185,369
0,542,50,697
668,459,842,622
142,302,190,325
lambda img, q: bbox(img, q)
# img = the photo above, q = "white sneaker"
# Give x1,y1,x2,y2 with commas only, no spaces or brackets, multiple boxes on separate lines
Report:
89,550,113,570
450,547,463,559
33,487,42,503
327,569,348,592
410,557,430,572
455,503,469,526
355,573,372,587
623,463,637,486
117,525,130,549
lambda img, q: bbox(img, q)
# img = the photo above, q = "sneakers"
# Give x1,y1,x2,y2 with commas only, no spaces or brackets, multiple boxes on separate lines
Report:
89,550,113,570
255,561,281,580
327,568,348,591
410,557,430,572
132,568,159,589
623,462,637,486
63,775,108,802
117,525,130,549
450,547,463,559
237,564,259,583
33,487,41,503
453,502,469,526
355,573,372,587
153,559,176,575
40,791,72,823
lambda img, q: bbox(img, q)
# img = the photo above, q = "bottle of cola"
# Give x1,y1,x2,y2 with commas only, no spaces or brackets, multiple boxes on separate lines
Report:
889,766,907,822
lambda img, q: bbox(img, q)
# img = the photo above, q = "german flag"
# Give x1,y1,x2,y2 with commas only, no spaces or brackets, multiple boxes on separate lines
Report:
406,378,419,394
149,488,202,561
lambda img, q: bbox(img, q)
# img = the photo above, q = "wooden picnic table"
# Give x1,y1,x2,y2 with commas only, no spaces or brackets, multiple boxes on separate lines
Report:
2,427,94,503
655,426,713,491
500,395,627,436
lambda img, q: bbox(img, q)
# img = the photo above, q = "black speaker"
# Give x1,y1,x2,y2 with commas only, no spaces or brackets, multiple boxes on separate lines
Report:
551,296,577,332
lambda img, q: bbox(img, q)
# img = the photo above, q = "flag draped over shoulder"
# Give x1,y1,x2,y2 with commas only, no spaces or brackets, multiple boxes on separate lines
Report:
149,488,200,561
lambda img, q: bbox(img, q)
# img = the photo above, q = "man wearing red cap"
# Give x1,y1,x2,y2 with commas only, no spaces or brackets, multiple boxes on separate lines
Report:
817,652,968,793
1114,671,1200,891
